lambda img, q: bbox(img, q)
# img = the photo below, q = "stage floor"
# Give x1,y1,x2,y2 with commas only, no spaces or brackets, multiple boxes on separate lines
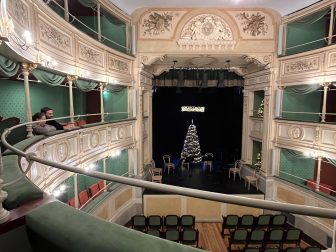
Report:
144,161,263,195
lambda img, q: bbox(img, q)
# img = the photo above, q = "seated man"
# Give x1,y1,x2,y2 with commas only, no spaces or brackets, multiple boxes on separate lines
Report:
32,112,57,135
40,107,64,130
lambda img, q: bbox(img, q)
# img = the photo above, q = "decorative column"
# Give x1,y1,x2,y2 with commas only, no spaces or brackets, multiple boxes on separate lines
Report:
136,86,144,175
328,4,335,45
67,75,77,123
241,89,250,163
315,156,322,192
99,83,105,122
97,3,101,41
261,87,273,176
22,63,37,137
321,83,329,123
0,145,10,224
74,173,79,208
64,0,69,22
275,86,284,118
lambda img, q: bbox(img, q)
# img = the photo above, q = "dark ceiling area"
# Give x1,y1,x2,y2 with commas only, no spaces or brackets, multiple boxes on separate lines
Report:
152,86,243,166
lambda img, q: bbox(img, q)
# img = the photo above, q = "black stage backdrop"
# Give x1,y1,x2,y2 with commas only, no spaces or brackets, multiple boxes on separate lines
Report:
152,87,243,166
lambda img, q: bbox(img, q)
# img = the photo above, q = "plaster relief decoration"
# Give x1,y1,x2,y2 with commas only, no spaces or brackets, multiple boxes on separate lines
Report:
7,0,29,29
39,18,71,54
178,14,236,50
108,55,130,74
328,51,336,68
90,132,100,148
140,11,186,39
78,42,104,67
56,141,69,162
243,55,272,68
284,57,320,75
229,11,273,39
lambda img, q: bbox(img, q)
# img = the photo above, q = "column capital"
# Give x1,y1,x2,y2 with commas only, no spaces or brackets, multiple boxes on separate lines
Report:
67,75,78,82
22,63,37,73
322,82,330,88
99,82,107,88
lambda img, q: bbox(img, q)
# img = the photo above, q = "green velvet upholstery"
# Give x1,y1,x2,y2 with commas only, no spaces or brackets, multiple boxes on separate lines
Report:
2,135,45,155
26,202,202,252
1,155,43,210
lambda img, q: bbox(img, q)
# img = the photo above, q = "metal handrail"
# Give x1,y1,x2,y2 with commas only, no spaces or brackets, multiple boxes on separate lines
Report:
1,119,336,219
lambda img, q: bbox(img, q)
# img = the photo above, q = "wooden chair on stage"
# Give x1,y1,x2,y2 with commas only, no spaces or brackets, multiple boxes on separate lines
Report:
163,155,175,174
229,160,244,181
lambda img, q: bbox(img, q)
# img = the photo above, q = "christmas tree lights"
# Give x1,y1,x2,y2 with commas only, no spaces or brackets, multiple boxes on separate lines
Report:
181,120,202,163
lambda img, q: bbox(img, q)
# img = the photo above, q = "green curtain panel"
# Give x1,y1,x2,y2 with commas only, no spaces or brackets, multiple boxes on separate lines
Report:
284,84,320,94
105,84,126,93
75,79,98,92
78,0,97,8
0,54,19,77
32,69,65,86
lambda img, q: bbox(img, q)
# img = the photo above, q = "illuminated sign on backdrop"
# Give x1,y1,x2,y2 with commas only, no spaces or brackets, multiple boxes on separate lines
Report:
181,106,205,112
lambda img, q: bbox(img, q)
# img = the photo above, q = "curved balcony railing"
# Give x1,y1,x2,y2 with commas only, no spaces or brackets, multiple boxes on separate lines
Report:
1,120,336,220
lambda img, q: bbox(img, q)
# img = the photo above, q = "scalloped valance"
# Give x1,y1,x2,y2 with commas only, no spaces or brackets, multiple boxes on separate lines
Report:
32,69,65,86
0,54,19,77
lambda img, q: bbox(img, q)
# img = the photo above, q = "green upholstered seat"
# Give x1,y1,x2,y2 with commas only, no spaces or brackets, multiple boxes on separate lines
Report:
2,135,45,155
1,155,43,210
26,202,202,252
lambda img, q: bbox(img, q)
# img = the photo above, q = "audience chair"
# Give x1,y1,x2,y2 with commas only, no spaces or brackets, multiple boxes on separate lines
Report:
149,168,162,183
239,215,255,230
163,155,175,174
221,215,239,237
283,228,302,248
285,248,302,252
164,215,179,230
228,229,248,252
255,214,272,230
151,159,163,175
180,215,195,230
68,197,76,208
98,180,105,190
78,190,90,206
132,215,147,232
89,183,100,197
164,229,180,242
148,215,163,230
181,228,199,247
265,228,285,249
270,215,287,229
244,169,261,191
246,229,265,249
229,160,243,181
181,158,190,173
146,229,161,238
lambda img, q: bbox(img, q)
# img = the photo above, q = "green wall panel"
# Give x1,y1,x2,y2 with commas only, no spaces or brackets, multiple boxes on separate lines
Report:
0,80,86,123
286,9,328,55
0,80,26,122
104,88,128,121
279,148,315,186
282,88,322,122
101,15,127,53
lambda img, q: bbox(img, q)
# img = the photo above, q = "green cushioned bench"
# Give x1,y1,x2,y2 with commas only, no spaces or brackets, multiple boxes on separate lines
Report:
26,201,202,252
1,155,43,210
2,135,45,156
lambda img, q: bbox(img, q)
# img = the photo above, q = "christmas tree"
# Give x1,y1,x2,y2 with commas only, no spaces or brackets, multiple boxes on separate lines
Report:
257,99,264,118
181,120,202,163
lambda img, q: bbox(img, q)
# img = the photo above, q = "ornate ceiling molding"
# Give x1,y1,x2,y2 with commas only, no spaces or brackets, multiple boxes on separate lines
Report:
177,14,236,50
242,54,273,69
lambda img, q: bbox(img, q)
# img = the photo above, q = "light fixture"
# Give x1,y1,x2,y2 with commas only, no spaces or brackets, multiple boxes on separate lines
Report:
39,54,57,68
7,28,33,51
